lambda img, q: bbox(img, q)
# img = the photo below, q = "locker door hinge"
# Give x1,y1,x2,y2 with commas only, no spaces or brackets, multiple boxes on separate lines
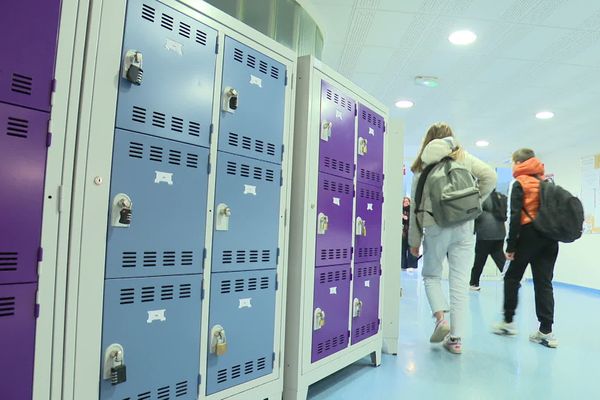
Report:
347,330,351,340
215,36,219,54
34,304,40,318
201,278,205,300
285,71,288,86
46,132,52,147
354,104,357,116
379,265,382,276
209,123,214,144
207,160,211,175
351,247,354,256
202,248,207,271
272,352,276,368
280,174,283,187
350,271,353,281
276,248,280,265
275,273,279,291
281,144,285,162
37,247,44,262
378,318,381,327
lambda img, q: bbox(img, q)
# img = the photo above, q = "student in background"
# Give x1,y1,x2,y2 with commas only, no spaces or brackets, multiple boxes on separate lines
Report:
469,189,508,291
401,197,417,270
494,148,559,348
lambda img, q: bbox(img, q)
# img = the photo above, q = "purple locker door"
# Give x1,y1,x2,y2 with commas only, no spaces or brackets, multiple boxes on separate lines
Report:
318,81,356,180
351,262,381,345
0,282,37,400
0,0,62,111
354,183,383,264
0,103,49,285
357,104,385,188
311,264,351,363
315,173,354,267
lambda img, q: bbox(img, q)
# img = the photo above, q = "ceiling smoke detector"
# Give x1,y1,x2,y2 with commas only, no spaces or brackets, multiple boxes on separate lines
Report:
414,76,439,88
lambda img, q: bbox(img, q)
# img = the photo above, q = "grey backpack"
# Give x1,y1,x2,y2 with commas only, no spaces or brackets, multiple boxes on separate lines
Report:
415,157,482,228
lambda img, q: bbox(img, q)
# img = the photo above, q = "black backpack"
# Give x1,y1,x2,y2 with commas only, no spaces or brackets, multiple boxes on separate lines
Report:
490,191,508,222
524,178,584,243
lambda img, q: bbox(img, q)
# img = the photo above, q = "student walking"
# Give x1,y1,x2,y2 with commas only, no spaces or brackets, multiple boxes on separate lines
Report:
469,190,508,291
494,148,559,348
409,123,496,354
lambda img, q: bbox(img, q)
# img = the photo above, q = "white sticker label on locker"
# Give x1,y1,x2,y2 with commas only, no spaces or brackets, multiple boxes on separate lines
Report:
365,280,371,288
250,75,263,88
244,185,257,195
367,203,373,211
239,298,252,308
155,171,174,185
147,309,166,323
164,39,183,56
369,127,375,136
329,287,337,295
333,197,341,206
335,110,343,120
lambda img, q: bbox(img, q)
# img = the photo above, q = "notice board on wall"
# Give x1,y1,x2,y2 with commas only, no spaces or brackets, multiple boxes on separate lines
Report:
581,154,600,234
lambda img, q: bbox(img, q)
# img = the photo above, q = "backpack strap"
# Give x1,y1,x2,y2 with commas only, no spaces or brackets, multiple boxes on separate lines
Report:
414,162,437,232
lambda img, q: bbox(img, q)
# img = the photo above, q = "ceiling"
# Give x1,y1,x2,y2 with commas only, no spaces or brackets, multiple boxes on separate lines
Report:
305,0,600,165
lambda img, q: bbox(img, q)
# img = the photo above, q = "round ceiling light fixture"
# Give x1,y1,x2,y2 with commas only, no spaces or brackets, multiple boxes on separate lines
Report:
395,100,414,109
414,76,439,88
536,111,555,120
449,30,477,45
475,140,490,147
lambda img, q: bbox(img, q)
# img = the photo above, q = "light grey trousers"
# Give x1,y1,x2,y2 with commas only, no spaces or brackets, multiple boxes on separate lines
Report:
422,221,476,338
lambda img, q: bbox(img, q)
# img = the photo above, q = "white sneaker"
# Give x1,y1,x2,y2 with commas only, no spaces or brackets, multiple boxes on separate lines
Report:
469,285,481,292
493,321,517,336
430,319,450,343
529,331,558,348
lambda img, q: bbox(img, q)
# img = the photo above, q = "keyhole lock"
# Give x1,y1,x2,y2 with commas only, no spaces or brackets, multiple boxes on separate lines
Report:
210,325,228,356
353,298,363,318
103,344,127,385
123,50,143,85
112,194,133,228
313,308,326,331
216,203,232,231
317,212,329,235
321,121,333,141
358,137,368,156
223,87,239,113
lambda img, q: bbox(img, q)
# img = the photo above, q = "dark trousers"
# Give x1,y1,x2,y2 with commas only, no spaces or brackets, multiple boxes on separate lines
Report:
401,236,417,269
469,239,505,286
503,225,559,333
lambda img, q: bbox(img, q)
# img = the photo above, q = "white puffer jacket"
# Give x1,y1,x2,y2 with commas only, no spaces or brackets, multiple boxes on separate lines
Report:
408,137,497,248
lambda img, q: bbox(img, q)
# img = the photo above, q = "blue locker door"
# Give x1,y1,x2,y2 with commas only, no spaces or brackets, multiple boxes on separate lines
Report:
211,152,281,273
106,130,209,279
217,37,286,164
206,270,277,395
100,275,202,400
116,0,217,148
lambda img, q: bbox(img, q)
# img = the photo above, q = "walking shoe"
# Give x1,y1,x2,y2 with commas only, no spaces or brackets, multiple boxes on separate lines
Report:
430,319,450,343
529,331,558,348
469,285,481,291
443,336,462,354
493,321,517,336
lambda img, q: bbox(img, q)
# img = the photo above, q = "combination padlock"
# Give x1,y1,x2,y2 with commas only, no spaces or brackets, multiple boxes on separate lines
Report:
119,208,132,225
109,350,127,385
211,325,228,356
123,50,144,85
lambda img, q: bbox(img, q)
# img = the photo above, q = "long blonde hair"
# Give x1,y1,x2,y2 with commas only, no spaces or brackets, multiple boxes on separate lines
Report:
410,123,463,173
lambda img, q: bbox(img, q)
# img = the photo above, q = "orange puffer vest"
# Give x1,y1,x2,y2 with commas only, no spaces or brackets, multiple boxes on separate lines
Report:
513,157,545,224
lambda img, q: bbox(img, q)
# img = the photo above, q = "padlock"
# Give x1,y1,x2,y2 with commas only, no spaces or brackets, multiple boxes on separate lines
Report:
211,325,228,356
119,208,132,225
358,137,368,156
112,194,133,228
313,308,326,330
223,87,239,113
321,121,333,141
216,334,228,356
103,345,126,385
353,298,363,318
317,213,329,235
123,50,143,85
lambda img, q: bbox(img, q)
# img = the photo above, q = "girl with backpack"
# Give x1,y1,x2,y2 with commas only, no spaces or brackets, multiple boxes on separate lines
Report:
408,123,496,354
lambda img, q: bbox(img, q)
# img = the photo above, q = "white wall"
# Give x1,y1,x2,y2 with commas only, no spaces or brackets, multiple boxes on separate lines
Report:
542,146,600,291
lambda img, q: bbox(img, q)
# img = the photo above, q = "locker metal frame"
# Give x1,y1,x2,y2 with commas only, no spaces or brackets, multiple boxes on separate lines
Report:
284,56,389,400
62,1,295,399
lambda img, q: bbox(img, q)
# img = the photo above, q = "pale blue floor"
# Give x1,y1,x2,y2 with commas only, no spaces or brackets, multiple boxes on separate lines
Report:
308,269,600,399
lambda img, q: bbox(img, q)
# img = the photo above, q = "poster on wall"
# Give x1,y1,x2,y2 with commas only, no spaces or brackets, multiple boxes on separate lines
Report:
580,154,600,234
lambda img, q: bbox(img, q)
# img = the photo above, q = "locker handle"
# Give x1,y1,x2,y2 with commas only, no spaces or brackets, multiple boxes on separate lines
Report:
321,121,333,141
102,343,127,385
353,298,363,318
356,217,366,237
358,137,368,156
313,308,326,330
210,325,228,356
122,50,143,85
223,87,239,113
111,193,133,228
216,203,231,231
317,212,329,235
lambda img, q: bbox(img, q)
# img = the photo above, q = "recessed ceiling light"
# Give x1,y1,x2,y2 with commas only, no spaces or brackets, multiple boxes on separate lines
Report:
536,111,555,120
475,140,489,147
449,30,477,45
414,76,439,88
395,100,414,109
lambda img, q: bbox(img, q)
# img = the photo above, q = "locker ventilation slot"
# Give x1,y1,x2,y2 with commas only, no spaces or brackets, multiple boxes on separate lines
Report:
324,89,353,112
6,117,29,138
0,252,18,271
11,73,33,95
219,275,271,293
355,321,379,339
195,30,207,45
141,4,155,22
227,133,278,159
120,251,195,269
119,284,194,304
358,247,380,259
161,13,174,30
223,160,276,182
316,334,346,354
126,141,200,170
359,168,383,185
319,248,350,262
125,381,188,400
179,22,191,38
323,157,352,176
222,250,270,264
157,385,170,399
231,48,281,81
356,264,379,278
130,106,202,139
360,187,382,201
176,381,188,397
216,357,268,384
361,110,383,129
323,179,351,195
0,297,16,317
318,269,349,284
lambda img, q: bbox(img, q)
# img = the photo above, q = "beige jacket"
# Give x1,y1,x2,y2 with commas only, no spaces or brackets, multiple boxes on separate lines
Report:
408,137,497,248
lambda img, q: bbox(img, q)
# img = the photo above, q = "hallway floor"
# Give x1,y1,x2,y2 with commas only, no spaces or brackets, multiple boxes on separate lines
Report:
308,269,600,399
